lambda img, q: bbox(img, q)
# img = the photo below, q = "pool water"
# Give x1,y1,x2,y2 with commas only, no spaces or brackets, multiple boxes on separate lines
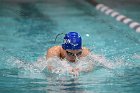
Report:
0,0,140,93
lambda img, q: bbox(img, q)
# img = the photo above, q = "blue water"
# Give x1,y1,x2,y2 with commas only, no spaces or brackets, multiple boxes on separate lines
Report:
0,0,140,93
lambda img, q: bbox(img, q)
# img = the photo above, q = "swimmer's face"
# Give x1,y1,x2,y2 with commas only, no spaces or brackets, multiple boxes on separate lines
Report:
65,49,82,62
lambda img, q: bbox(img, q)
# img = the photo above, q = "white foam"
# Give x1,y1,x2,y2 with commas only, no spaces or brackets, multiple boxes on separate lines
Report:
33,54,133,77
86,34,90,37
6,56,45,79
132,54,140,59
136,27,140,32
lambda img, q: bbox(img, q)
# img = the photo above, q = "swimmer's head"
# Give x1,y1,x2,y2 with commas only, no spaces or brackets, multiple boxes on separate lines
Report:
62,32,82,50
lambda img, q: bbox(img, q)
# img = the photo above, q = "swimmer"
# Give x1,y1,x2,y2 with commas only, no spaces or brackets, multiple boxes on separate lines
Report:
46,32,90,73
46,32,90,76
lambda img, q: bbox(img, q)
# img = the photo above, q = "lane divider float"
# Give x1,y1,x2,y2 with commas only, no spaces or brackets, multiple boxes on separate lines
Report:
87,0,140,33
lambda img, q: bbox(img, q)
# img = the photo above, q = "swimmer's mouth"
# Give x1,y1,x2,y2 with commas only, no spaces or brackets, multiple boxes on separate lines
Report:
69,59,75,62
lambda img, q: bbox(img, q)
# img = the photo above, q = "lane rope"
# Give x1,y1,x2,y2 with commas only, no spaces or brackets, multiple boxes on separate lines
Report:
87,0,140,33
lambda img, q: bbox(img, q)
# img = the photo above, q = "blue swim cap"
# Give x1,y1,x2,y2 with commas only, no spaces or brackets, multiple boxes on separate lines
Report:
62,32,82,50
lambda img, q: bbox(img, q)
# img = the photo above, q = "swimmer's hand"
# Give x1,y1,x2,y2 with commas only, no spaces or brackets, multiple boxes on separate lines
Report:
68,67,80,77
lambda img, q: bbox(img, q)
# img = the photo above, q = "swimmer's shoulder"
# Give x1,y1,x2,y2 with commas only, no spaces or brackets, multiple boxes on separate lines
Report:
46,46,61,59
82,47,90,56
49,46,61,50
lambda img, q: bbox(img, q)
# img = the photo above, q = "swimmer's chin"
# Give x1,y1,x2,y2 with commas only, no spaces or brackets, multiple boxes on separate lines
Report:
69,59,76,62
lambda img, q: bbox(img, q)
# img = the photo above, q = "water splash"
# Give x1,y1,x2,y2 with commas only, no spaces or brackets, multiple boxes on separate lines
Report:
0,51,136,80
84,53,135,77
1,56,46,79
132,54,140,59
36,53,138,78
34,53,128,77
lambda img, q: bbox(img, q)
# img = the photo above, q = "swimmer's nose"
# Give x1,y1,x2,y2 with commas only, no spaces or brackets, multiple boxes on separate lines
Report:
69,56,76,60
71,54,78,60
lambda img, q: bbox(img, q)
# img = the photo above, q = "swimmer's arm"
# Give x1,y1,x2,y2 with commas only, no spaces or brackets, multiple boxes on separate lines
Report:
46,46,80,74
46,56,62,71
46,58,79,76
46,57,79,76
45,46,61,70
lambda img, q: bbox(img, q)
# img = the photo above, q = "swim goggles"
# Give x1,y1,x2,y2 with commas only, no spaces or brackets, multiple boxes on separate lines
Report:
66,51,82,57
